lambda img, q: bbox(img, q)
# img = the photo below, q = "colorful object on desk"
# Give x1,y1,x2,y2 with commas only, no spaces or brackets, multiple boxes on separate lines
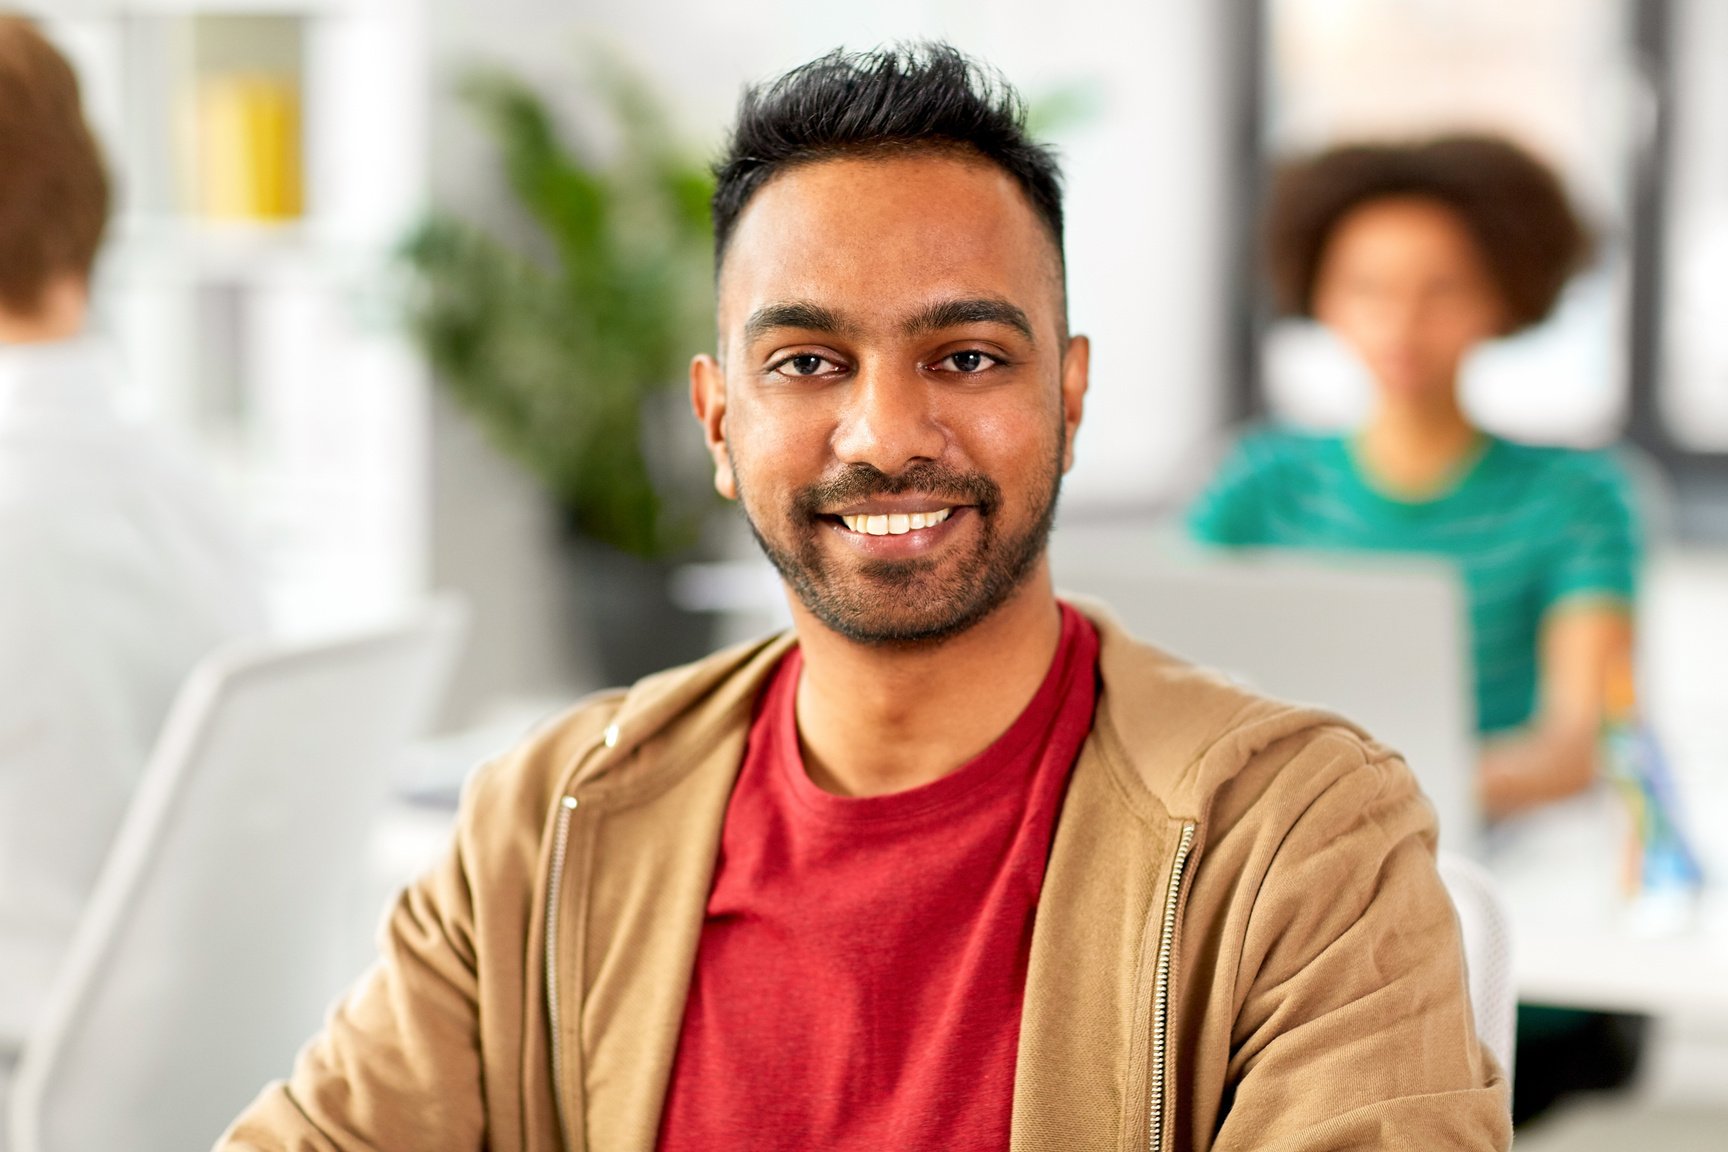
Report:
1602,667,1704,921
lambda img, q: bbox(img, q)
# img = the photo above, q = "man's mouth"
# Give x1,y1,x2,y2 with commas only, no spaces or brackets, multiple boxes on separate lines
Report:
834,507,955,537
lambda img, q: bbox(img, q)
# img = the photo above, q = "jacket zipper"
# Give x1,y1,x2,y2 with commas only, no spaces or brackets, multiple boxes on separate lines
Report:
546,794,580,1151
1148,821,1197,1152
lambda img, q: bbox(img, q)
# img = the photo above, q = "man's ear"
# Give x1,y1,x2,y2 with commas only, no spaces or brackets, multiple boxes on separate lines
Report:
1059,334,1090,474
690,353,736,500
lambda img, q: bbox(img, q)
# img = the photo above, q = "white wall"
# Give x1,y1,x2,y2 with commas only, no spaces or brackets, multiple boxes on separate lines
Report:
424,0,1236,713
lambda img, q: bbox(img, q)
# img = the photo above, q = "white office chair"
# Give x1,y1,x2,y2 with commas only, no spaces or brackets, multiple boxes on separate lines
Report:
5,600,466,1152
1437,850,1516,1083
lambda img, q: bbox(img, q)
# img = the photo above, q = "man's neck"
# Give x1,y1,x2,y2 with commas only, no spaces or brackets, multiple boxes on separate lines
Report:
789,570,1066,798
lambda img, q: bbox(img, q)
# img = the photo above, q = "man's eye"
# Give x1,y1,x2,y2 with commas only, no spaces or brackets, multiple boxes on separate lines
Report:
774,353,840,377
936,350,999,373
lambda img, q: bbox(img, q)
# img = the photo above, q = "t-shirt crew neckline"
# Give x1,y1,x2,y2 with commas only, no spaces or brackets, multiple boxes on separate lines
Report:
768,602,1092,828
1341,430,1498,510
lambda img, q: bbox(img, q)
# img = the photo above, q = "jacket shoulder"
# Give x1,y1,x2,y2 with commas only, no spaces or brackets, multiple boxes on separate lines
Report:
445,689,629,888
459,629,797,828
1079,597,1385,818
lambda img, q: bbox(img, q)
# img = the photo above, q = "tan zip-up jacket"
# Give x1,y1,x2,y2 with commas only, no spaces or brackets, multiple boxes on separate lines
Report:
223,604,1510,1151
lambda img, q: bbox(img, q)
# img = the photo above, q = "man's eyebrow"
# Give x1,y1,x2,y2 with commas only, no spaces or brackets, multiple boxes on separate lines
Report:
742,301,853,344
903,297,1035,344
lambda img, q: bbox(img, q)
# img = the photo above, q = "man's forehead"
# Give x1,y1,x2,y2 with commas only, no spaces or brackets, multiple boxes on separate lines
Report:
715,152,1064,339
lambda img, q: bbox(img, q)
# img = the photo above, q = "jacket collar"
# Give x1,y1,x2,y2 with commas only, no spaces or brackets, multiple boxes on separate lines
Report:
558,630,794,802
564,594,1309,820
1077,592,1365,816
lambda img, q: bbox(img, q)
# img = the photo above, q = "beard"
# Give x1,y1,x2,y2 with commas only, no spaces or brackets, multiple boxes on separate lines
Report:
732,428,1065,647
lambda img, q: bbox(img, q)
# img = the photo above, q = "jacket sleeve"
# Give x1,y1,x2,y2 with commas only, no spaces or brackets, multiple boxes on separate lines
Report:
1210,737,1511,1151
217,780,491,1150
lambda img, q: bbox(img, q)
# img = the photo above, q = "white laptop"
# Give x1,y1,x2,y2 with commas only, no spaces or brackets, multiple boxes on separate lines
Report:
1050,523,1482,857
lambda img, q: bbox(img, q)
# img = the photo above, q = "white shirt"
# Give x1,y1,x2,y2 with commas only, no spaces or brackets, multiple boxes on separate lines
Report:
0,337,266,1049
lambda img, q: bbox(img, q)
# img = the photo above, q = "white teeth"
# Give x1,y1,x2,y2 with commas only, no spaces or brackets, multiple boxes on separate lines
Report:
838,507,954,535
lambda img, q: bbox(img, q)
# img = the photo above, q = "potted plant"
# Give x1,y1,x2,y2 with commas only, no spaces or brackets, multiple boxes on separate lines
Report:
403,59,718,685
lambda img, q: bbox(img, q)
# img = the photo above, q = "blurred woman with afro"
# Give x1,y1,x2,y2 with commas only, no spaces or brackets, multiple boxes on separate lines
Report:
1189,134,1644,1126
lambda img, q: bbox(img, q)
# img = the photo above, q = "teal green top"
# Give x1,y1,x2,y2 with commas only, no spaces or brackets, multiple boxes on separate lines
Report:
1187,428,1641,735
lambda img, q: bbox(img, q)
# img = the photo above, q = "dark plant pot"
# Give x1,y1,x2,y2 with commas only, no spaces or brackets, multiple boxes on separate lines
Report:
566,537,716,689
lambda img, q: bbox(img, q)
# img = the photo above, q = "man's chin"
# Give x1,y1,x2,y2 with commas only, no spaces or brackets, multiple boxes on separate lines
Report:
803,598,1002,648
790,565,1029,647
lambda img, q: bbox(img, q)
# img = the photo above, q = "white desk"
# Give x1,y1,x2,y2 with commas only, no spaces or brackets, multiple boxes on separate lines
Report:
1491,788,1728,1020
1492,550,1728,1020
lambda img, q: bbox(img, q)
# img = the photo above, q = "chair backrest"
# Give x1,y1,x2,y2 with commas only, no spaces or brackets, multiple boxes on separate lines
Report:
7,600,465,1152
1436,851,1516,1083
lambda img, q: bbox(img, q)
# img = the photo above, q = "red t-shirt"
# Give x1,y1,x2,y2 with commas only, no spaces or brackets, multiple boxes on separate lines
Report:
656,604,1100,1151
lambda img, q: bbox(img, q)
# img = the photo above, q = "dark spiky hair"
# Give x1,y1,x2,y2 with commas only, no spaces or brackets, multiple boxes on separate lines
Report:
711,43,1064,272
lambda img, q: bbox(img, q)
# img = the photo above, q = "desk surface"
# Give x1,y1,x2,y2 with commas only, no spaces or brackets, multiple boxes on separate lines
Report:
1490,789,1728,1019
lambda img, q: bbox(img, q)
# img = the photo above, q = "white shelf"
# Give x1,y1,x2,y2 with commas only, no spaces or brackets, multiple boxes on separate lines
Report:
108,216,389,285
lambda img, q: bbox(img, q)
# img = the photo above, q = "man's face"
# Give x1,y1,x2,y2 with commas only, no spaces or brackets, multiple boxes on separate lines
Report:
692,152,1088,645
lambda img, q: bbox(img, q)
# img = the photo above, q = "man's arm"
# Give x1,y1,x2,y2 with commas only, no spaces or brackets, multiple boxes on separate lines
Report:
1208,736,1511,1150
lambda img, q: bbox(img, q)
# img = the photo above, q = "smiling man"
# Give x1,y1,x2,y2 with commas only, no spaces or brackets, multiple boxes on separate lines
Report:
224,45,1509,1151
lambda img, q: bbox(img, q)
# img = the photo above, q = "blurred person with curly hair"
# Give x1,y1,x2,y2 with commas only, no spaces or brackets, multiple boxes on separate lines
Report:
1189,134,1644,1125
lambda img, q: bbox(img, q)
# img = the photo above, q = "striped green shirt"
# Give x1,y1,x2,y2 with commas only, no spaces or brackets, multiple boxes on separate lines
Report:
1187,428,1641,735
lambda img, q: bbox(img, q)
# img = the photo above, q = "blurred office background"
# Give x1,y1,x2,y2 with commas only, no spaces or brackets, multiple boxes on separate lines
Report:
16,1,1728,1147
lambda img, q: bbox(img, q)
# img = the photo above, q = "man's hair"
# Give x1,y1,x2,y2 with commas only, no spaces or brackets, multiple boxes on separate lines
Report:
1266,134,1590,332
0,15,110,315
711,43,1064,273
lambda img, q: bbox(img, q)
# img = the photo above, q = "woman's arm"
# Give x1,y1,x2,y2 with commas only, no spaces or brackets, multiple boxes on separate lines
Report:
1478,603,1633,819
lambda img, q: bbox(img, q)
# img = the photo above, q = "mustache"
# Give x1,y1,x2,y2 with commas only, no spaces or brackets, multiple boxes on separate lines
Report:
793,462,1001,518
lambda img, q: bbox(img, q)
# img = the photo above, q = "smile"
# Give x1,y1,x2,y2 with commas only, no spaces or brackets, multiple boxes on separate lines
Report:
836,508,954,536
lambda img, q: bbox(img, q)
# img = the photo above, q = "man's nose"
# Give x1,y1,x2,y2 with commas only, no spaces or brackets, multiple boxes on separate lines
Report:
830,362,947,473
